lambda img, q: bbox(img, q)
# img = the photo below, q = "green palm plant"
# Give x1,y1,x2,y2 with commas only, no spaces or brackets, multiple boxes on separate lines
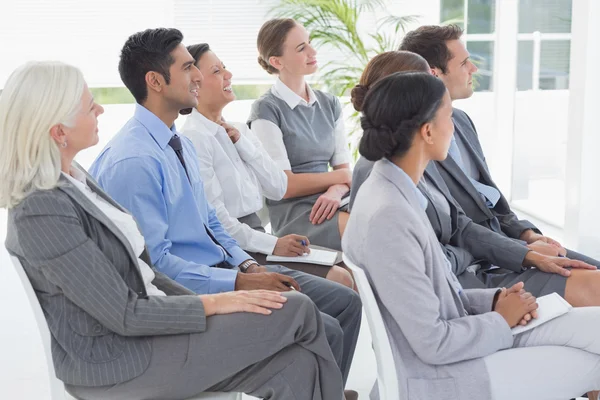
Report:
270,0,418,96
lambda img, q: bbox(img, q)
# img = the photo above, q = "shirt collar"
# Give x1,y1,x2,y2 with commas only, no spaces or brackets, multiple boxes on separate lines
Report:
272,77,318,110
133,103,178,149
189,108,223,137
384,159,428,210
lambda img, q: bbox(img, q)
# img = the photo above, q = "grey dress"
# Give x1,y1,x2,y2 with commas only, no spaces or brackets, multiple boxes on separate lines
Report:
248,88,344,250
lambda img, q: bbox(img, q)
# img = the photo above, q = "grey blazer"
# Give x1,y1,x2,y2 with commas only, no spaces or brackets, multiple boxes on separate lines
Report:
343,160,513,400
350,157,529,277
435,108,539,239
5,165,207,387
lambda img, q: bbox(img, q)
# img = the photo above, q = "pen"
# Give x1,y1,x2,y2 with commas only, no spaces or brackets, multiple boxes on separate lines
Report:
301,240,307,247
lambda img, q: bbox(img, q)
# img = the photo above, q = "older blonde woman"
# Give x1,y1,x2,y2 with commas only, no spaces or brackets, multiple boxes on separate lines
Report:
0,61,344,400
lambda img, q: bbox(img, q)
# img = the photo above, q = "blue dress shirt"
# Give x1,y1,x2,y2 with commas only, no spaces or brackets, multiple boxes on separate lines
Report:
90,104,250,294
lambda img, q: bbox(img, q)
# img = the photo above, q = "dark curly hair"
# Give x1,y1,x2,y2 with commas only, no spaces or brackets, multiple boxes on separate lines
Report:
359,72,447,161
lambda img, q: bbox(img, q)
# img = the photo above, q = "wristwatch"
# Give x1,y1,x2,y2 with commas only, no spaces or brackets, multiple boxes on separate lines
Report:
238,259,258,273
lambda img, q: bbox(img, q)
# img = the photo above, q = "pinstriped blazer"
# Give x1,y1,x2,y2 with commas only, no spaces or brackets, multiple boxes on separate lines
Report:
5,164,207,386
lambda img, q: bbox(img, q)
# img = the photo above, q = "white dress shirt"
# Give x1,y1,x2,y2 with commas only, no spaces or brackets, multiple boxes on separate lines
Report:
63,168,166,297
181,109,288,255
251,78,350,170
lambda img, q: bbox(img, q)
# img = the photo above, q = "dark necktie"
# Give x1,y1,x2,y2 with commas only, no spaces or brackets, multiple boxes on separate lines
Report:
168,134,232,259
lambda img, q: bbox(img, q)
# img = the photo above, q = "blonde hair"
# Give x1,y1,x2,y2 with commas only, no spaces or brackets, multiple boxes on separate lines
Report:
0,61,85,208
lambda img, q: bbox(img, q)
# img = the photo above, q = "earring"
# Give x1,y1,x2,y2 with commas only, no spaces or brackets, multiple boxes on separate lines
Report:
61,141,67,148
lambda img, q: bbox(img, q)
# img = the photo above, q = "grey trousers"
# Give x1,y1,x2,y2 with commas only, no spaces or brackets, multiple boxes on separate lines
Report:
265,264,362,384
65,292,344,400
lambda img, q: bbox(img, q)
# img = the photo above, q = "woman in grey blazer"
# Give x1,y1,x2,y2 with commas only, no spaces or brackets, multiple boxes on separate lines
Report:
0,62,344,400
343,71,600,400
349,51,600,309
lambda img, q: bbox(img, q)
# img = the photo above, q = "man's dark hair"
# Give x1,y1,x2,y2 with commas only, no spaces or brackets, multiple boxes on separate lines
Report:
118,28,184,103
399,25,463,74
180,43,211,115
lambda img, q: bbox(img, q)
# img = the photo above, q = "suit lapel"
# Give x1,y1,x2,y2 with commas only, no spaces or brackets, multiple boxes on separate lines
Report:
57,172,148,285
452,118,497,188
375,161,466,303
73,162,154,266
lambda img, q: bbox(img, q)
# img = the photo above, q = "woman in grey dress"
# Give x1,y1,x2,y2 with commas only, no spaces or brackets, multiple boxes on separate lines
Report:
248,18,351,251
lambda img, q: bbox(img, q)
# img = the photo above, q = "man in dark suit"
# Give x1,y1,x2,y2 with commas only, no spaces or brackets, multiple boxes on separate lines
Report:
399,24,600,268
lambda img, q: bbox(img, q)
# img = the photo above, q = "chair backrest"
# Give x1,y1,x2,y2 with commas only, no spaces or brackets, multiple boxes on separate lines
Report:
10,255,69,399
343,254,400,400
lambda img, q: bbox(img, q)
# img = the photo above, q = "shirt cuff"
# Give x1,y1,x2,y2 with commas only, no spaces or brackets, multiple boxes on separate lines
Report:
227,245,254,268
233,135,258,162
208,267,238,294
249,231,279,256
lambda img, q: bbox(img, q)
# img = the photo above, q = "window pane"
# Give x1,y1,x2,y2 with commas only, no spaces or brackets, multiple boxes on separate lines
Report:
518,0,572,33
539,40,570,90
440,0,465,27
467,41,494,91
517,40,534,91
467,0,495,34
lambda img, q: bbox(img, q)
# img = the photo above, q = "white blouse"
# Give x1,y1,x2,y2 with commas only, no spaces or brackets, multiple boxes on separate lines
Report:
180,109,287,255
63,168,166,297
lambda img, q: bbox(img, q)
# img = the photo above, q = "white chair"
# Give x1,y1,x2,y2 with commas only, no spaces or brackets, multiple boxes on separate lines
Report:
343,254,400,400
9,255,242,400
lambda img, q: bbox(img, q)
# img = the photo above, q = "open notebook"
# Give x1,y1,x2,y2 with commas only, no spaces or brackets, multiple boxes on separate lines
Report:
266,248,338,266
511,292,573,335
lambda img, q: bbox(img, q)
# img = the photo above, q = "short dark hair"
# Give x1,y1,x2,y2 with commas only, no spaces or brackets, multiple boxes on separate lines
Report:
256,18,298,75
118,28,184,103
359,72,447,161
399,25,463,74
351,51,430,112
180,43,211,115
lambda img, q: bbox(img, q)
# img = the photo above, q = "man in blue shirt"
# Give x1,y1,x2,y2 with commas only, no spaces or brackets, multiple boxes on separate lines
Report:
90,28,361,392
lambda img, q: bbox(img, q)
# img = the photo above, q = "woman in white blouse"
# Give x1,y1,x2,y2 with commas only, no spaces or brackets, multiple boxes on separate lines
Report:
248,19,352,252
180,43,354,288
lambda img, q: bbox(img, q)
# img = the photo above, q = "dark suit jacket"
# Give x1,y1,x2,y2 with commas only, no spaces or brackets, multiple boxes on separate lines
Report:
434,108,540,239
350,158,529,277
5,164,206,386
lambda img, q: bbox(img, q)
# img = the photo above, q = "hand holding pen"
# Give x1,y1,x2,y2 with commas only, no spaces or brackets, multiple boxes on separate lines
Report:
272,234,311,257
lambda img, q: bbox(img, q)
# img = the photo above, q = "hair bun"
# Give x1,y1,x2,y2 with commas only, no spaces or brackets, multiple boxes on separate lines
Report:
350,84,368,112
257,56,278,75
359,117,399,161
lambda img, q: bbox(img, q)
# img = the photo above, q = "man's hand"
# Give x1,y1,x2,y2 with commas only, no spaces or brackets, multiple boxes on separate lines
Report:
527,240,566,257
235,271,301,292
200,290,287,316
273,234,310,257
524,251,596,277
520,229,565,251
245,264,268,273
310,184,348,225
493,282,538,328
219,120,241,143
